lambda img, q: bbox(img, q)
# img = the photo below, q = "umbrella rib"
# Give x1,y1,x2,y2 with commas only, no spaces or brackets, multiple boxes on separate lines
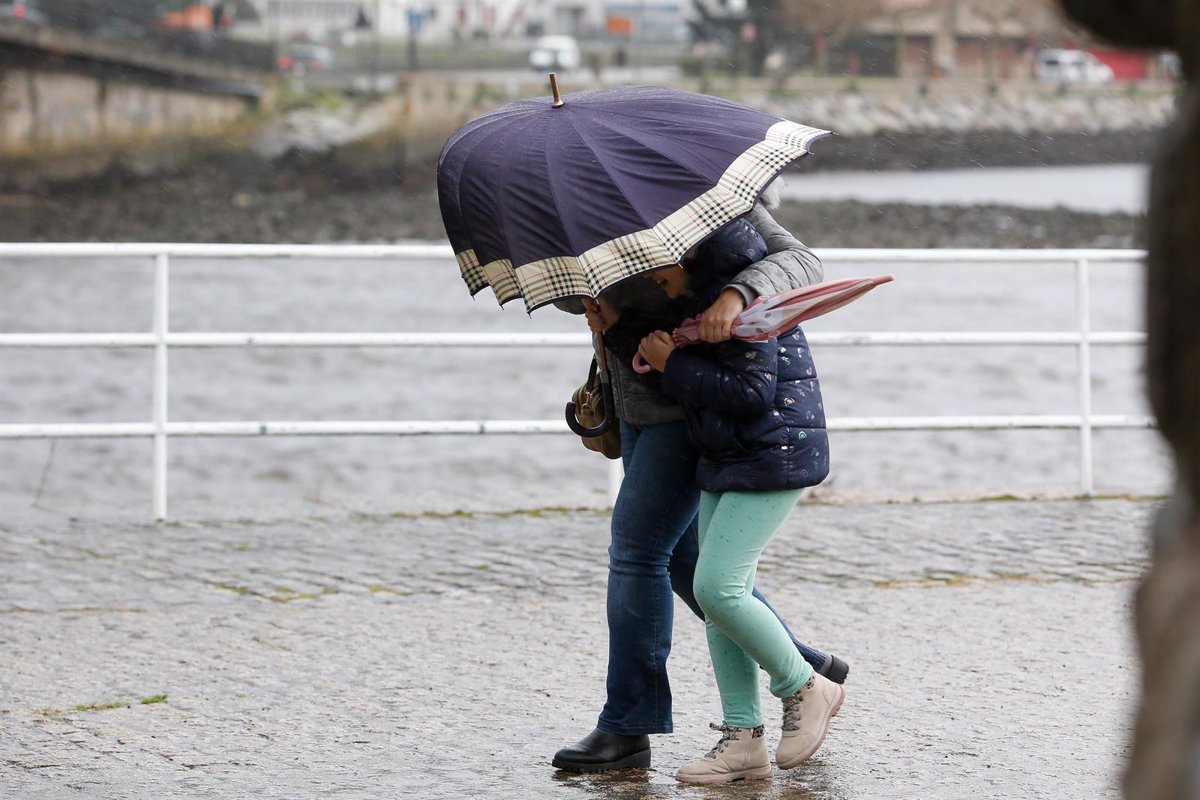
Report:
583,116,716,195
544,114,663,274
539,123,575,270
561,114,699,236
559,114,648,226
458,116,541,264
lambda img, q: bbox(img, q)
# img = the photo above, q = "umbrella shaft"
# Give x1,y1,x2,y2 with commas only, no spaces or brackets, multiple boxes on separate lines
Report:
596,330,609,371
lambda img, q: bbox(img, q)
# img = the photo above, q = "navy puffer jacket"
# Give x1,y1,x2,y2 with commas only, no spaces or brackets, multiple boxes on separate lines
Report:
660,327,829,493
655,218,830,492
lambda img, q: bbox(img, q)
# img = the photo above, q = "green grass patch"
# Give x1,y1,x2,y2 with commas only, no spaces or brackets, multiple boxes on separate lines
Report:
71,701,127,712
367,585,413,596
206,581,336,602
206,581,254,596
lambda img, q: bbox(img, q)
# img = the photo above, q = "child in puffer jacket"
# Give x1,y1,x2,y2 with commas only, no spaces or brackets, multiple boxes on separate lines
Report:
635,217,843,785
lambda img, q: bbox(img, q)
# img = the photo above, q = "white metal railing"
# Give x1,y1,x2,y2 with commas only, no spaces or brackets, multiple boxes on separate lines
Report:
0,244,1154,520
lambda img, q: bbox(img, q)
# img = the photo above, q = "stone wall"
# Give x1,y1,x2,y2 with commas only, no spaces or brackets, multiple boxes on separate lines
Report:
726,78,1179,136
393,74,1179,159
0,67,250,157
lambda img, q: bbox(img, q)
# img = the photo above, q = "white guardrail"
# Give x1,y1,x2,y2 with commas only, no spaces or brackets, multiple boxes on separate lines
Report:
0,244,1154,520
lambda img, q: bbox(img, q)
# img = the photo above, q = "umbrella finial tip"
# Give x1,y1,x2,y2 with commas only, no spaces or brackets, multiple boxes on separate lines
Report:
549,73,564,108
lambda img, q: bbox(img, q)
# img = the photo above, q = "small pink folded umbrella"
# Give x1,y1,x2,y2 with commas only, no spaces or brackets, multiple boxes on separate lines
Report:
633,274,895,374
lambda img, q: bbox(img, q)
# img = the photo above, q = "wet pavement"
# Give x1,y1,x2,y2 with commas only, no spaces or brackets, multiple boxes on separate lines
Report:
0,497,1154,799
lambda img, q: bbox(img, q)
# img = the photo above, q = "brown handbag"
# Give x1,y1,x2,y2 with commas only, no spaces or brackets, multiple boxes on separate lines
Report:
570,358,622,459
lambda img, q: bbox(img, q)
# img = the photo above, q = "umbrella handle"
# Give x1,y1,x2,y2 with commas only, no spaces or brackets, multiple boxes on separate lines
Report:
631,352,653,375
565,397,614,437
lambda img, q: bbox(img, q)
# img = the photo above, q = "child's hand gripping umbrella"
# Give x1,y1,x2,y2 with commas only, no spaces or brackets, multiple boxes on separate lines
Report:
632,274,895,374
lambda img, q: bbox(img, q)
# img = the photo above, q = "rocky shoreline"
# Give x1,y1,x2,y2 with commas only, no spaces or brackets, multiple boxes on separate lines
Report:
808,128,1159,172
0,128,1149,248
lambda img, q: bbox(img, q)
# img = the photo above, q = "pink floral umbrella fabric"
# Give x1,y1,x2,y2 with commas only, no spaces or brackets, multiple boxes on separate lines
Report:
633,274,895,374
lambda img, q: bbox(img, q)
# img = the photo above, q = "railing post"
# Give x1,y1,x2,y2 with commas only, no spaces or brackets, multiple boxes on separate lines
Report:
153,253,170,521
1076,257,1094,496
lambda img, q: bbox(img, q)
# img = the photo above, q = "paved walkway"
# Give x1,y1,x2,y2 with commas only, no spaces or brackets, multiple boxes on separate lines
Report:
0,498,1155,799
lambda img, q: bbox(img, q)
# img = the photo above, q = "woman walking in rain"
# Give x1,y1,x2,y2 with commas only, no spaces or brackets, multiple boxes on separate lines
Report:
551,198,848,774
631,217,843,783
435,81,850,773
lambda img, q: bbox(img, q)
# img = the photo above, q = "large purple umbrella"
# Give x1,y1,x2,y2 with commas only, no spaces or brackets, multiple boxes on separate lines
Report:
438,81,830,313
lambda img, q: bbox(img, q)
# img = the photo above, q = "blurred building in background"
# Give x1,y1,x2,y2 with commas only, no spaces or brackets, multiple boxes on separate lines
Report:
230,1,687,45
23,0,259,35
864,0,1067,79
732,0,1163,81
867,0,1166,80
0,0,1166,79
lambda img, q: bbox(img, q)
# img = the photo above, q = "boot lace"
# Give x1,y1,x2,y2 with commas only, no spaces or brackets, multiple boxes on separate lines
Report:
704,722,763,758
782,676,816,732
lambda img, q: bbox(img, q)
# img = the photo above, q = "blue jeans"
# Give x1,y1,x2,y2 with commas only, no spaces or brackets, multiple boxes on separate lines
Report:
597,419,831,736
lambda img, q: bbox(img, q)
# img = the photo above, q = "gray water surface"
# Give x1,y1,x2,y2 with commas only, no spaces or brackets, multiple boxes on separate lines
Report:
780,163,1149,214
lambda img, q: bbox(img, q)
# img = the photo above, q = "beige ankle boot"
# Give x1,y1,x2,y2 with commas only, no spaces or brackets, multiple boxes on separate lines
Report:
776,673,846,769
675,723,772,784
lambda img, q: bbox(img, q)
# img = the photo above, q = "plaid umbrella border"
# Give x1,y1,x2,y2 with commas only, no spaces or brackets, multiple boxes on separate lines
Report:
454,120,831,313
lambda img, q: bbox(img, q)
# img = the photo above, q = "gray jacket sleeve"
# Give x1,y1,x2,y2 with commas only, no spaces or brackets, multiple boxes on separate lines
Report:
727,204,823,301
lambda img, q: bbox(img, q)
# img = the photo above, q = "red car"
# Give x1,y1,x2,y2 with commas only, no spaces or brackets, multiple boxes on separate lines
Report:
0,1,47,24
277,44,335,75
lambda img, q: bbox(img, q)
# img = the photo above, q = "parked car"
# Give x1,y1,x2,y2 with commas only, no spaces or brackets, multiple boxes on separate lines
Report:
529,35,581,71
0,1,47,24
1036,49,1115,84
277,43,335,76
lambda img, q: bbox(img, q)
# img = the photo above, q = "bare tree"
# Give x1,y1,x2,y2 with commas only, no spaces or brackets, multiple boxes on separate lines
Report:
969,0,1075,79
779,0,884,75
883,0,930,77
967,0,1022,81
689,0,781,77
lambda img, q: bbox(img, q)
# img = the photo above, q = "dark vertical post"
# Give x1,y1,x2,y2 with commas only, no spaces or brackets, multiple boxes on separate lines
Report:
1056,2,1200,799
372,0,382,93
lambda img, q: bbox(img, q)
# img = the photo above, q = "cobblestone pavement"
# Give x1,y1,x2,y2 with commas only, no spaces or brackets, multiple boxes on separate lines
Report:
0,497,1155,799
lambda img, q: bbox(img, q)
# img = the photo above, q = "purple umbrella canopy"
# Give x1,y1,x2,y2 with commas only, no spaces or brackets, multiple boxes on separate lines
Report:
438,83,831,313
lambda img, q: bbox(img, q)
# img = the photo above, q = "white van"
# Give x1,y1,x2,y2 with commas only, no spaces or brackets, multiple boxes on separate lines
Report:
529,35,582,72
1036,49,1114,84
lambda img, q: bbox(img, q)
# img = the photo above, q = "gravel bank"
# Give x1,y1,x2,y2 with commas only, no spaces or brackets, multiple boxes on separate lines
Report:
771,199,1142,249
0,128,1148,248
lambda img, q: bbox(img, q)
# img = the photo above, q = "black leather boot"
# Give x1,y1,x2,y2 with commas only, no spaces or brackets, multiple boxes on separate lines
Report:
822,654,851,684
552,728,651,772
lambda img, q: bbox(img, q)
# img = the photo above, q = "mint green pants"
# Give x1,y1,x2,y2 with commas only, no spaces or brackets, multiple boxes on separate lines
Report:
695,488,812,728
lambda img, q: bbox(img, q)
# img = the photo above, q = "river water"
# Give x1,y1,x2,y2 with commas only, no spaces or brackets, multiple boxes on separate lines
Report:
781,163,1149,214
